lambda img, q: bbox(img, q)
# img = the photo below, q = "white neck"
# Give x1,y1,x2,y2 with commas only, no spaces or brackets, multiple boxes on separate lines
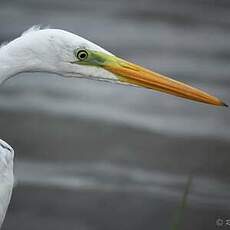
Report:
0,45,24,84
0,30,61,84
0,28,118,85
0,38,42,84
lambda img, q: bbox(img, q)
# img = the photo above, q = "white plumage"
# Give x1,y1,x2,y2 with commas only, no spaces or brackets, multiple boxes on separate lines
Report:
0,140,14,228
0,26,116,84
0,26,120,228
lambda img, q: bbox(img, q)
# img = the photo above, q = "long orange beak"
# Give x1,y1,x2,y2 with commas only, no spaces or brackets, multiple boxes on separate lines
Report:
103,56,227,106
74,49,227,106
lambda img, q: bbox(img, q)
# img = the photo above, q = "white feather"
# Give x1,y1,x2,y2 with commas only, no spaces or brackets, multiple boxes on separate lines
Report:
0,27,116,84
21,25,42,36
21,25,50,36
0,140,14,228
0,28,119,227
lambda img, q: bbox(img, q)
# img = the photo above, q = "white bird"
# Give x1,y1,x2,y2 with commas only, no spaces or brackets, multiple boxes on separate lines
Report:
0,140,14,228
0,26,227,227
0,26,227,106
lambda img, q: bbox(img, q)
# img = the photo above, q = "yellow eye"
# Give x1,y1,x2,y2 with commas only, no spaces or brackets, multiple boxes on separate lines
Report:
76,49,88,61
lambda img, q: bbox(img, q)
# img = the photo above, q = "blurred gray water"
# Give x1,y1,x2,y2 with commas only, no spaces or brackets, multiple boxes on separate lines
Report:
0,0,230,229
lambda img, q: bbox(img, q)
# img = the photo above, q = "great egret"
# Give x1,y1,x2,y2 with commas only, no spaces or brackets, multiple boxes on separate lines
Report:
0,140,14,228
0,26,227,227
0,26,227,106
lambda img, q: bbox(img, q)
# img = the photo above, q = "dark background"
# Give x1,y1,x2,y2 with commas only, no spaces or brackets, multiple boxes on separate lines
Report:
0,0,230,229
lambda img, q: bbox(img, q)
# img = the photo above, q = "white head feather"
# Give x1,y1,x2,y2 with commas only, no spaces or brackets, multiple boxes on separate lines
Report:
0,26,117,83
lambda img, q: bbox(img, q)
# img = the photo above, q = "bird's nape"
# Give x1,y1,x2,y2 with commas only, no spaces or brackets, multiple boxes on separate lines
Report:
72,49,227,107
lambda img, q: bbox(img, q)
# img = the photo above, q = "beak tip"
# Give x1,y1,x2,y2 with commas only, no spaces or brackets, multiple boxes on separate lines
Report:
222,102,228,107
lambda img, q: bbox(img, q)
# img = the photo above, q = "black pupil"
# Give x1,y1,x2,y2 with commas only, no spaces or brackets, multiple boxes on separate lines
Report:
79,52,87,59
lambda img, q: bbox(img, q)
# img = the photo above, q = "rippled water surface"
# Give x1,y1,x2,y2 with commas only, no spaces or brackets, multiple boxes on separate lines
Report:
0,1,230,229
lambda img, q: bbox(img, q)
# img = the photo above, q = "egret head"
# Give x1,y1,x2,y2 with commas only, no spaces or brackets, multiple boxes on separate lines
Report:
1,27,227,106
48,29,225,106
